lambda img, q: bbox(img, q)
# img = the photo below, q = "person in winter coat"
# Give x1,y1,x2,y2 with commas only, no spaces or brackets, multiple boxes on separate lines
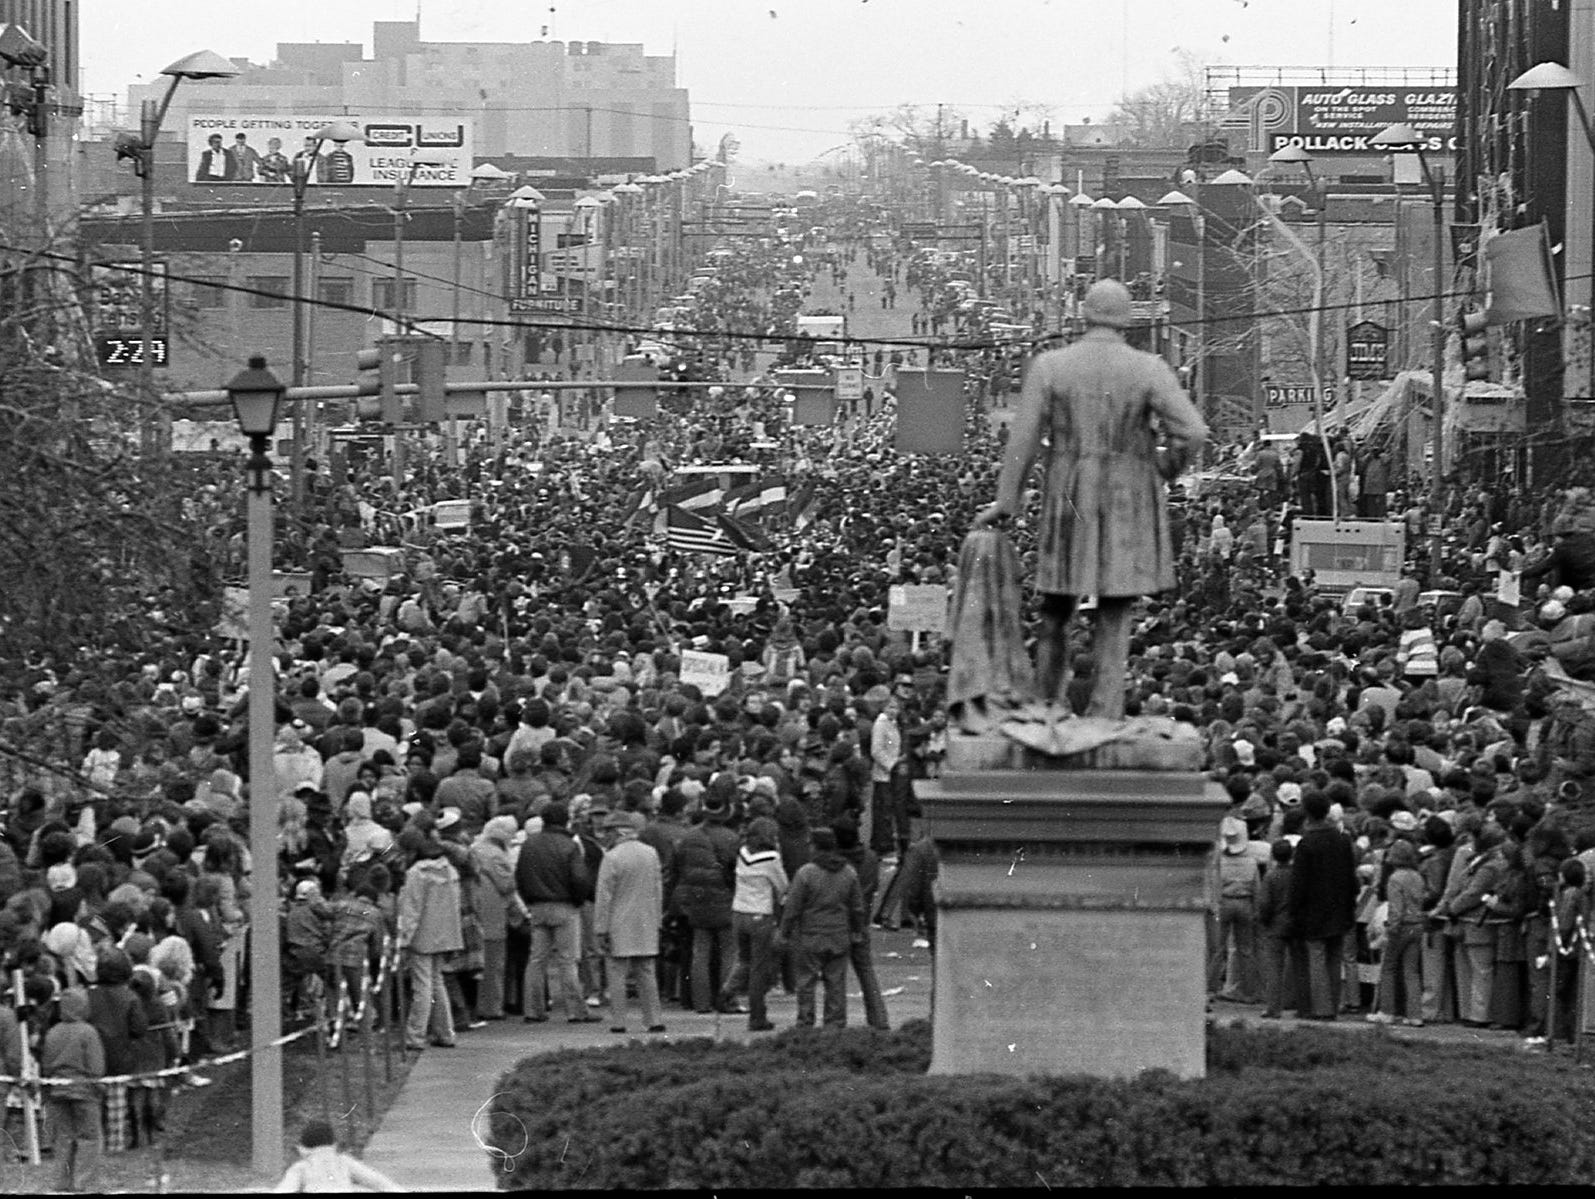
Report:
395,829,464,1050
1255,839,1297,1018
1438,823,1508,1026
779,826,866,1028
772,797,812,885
468,816,520,1020
673,794,741,1013
718,816,788,1032
324,872,386,1020
1554,858,1590,1045
1371,838,1427,1025
896,831,940,947
43,986,104,1192
125,950,172,1148
1418,816,1459,1024
832,816,889,1029
513,800,593,1023
88,945,148,1153
593,811,665,1033
1287,791,1358,1019
284,879,333,1013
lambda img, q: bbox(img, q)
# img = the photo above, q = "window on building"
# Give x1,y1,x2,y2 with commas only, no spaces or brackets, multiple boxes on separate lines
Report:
246,276,290,308
317,277,354,306
373,279,417,312
190,276,227,308
452,341,474,366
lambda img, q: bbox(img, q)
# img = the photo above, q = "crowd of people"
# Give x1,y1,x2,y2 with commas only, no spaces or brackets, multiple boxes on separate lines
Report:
3,193,1595,1189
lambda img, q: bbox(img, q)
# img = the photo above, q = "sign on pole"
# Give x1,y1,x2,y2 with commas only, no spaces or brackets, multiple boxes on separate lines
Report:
1263,383,1338,410
679,649,731,696
1346,320,1390,381
887,584,949,633
834,366,865,402
91,261,169,369
519,207,543,300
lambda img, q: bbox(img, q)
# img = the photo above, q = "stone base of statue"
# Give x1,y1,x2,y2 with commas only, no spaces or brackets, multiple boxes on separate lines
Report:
916,758,1226,1080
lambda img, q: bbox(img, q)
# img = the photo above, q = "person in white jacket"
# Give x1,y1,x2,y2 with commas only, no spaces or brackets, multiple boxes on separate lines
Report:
869,694,905,858
718,817,789,1031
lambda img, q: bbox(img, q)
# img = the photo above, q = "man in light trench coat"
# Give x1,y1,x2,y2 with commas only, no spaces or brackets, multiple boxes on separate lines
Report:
594,810,666,1033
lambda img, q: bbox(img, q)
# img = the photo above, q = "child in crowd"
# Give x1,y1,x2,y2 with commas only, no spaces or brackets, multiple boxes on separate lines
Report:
273,1118,405,1192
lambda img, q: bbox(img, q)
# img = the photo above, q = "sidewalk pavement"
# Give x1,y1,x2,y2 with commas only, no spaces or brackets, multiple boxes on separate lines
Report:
360,927,934,1192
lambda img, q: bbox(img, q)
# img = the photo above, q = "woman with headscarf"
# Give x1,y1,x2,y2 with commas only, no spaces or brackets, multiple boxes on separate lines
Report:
468,815,521,1020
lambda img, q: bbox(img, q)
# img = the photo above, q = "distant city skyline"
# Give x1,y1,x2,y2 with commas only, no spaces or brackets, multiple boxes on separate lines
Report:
83,0,1457,163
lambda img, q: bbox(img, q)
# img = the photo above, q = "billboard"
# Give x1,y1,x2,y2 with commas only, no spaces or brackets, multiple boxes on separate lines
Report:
185,113,473,187
1225,86,1456,154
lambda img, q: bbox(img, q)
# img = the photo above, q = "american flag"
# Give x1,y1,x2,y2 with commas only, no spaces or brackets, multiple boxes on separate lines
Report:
663,505,739,556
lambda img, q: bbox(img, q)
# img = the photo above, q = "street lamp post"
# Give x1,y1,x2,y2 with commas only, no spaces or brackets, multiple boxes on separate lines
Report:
1160,189,1206,432
288,120,362,512
224,354,286,1180
1372,122,1448,577
1508,61,1595,403
114,50,239,454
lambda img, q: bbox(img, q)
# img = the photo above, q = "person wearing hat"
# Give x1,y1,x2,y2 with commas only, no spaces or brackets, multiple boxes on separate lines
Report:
395,829,464,1050
974,278,1208,722
593,811,666,1034
1209,817,1262,1005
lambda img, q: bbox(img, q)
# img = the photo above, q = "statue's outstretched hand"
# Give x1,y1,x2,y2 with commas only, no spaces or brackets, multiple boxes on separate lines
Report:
1157,440,1192,482
973,502,1013,529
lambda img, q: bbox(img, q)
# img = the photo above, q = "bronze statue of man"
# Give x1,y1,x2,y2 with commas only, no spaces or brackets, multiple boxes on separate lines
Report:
974,279,1208,721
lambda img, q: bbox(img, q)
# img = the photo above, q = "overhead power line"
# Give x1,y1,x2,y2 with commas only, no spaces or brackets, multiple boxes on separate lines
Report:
5,242,1581,358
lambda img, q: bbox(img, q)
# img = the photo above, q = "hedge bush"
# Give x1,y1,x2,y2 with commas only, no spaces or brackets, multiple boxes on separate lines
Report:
483,1019,1595,1187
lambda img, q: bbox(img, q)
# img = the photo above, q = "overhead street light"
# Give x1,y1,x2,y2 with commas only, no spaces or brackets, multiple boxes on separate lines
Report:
113,49,239,453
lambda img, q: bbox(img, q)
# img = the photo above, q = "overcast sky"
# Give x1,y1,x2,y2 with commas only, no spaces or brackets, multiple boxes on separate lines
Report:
84,0,1457,162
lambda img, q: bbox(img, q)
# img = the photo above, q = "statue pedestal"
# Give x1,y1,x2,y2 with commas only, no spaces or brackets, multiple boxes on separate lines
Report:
916,764,1226,1080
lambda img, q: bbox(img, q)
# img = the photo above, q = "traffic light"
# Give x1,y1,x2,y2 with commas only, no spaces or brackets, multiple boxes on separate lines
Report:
1457,309,1490,382
355,344,400,423
415,341,447,425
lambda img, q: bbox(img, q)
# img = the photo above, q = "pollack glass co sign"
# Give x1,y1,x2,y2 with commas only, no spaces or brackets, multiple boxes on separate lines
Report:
185,113,473,186
1226,86,1457,155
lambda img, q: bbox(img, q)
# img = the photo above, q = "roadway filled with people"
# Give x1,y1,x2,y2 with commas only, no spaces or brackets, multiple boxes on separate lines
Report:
4,192,1595,1187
